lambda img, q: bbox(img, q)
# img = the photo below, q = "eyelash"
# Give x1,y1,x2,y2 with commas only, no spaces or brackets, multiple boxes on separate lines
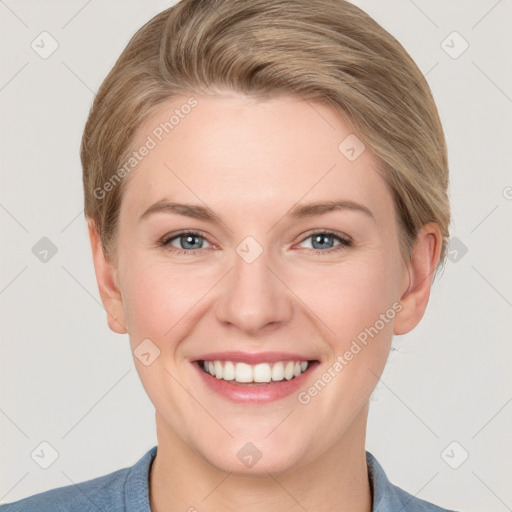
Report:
160,229,353,256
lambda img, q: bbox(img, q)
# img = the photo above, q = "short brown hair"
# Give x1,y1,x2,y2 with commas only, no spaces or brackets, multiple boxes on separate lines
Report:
81,0,450,273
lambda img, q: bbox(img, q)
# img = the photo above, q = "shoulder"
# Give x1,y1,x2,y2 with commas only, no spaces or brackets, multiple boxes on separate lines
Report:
0,446,157,512
0,468,129,512
366,451,460,512
383,481,459,512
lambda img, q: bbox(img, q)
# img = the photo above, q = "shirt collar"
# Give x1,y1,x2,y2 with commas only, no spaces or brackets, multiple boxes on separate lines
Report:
125,445,157,512
125,446,404,511
366,450,409,511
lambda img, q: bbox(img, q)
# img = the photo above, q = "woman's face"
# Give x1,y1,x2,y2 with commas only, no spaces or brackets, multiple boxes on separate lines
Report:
107,92,412,474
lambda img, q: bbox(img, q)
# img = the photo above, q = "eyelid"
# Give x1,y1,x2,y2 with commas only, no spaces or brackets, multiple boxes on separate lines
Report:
297,228,352,244
293,229,352,253
161,229,207,244
160,229,215,252
160,230,352,258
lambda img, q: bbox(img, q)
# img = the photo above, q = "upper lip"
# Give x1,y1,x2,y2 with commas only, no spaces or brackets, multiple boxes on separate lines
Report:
192,351,316,364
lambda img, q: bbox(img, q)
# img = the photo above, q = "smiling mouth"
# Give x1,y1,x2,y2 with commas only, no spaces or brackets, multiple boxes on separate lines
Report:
196,359,317,385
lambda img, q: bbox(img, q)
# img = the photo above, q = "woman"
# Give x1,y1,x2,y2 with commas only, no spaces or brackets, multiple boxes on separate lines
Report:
1,0,457,510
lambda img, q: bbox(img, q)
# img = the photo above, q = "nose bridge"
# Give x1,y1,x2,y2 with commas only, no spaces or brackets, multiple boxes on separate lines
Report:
215,237,293,333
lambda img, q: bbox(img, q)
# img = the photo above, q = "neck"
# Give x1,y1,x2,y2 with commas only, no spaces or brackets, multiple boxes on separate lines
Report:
149,408,372,512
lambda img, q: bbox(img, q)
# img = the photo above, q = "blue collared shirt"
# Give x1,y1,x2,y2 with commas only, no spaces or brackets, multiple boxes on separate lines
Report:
0,447,458,511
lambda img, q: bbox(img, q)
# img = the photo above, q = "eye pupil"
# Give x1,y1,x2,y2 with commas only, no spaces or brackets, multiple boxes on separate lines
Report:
182,234,202,250
312,234,334,250
165,231,347,254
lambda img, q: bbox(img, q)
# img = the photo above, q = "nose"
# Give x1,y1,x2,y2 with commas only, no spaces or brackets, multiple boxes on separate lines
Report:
214,246,294,335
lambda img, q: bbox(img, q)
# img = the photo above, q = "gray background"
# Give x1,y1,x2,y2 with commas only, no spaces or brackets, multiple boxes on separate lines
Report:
1,0,511,510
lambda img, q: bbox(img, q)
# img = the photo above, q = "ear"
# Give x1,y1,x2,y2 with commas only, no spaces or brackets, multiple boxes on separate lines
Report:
87,219,127,334
394,222,443,335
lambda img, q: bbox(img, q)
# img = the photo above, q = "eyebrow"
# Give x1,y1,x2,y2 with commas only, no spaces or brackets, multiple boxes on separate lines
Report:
139,199,375,224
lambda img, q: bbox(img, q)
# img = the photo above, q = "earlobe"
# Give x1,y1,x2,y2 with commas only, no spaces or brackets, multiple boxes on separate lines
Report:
87,219,127,335
393,223,442,335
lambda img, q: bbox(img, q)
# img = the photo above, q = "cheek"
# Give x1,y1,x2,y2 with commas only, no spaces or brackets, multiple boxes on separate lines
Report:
120,256,215,343
292,252,401,345
292,257,401,417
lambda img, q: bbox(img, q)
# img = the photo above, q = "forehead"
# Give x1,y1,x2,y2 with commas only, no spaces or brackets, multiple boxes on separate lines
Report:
121,92,393,221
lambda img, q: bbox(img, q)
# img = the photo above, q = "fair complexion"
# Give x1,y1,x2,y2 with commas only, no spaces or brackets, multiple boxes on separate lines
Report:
89,92,442,512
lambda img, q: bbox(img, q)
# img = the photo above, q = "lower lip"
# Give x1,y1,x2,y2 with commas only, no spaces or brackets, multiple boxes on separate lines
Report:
193,362,318,404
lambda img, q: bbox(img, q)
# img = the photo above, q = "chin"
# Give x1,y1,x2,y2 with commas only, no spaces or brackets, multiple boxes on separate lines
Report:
209,451,299,476
195,436,304,476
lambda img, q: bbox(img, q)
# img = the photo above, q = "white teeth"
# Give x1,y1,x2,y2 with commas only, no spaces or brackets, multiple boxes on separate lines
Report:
202,359,310,383
214,361,223,379
235,362,253,383
271,362,285,381
284,361,294,380
253,363,272,383
223,361,235,380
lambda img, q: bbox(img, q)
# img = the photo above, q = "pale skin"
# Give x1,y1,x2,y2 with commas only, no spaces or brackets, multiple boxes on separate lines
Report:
88,91,442,512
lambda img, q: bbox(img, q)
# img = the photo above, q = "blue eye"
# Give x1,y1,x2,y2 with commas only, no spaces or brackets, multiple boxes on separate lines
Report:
299,231,352,253
160,230,351,256
162,231,211,253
